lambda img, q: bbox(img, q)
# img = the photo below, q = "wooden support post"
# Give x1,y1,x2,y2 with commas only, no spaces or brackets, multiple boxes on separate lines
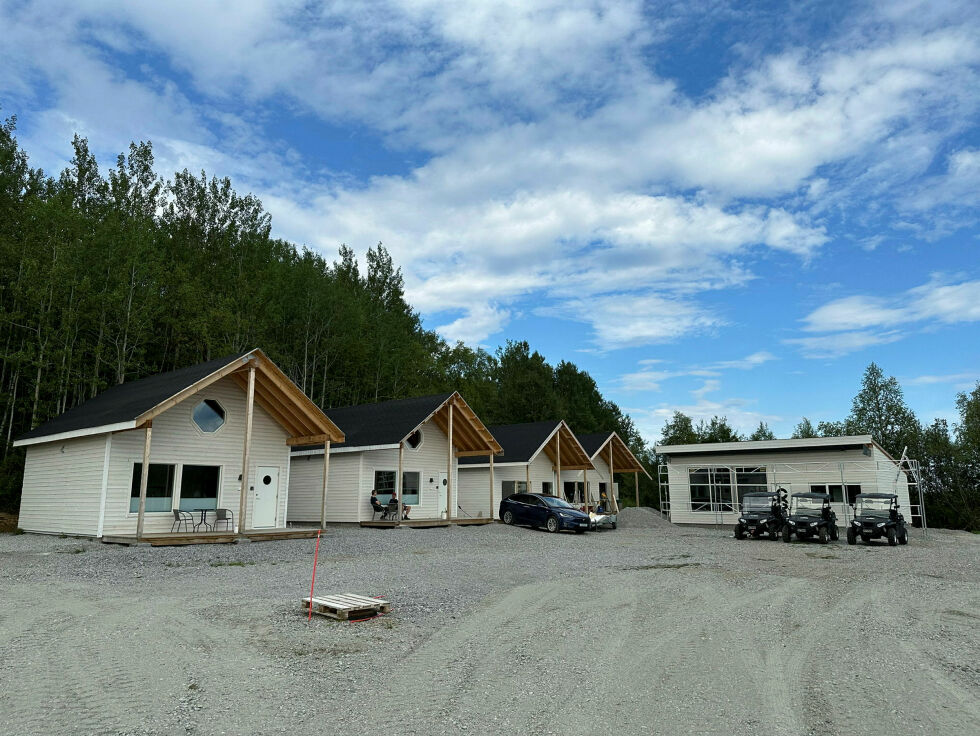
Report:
238,363,256,533
609,442,620,514
582,468,587,508
525,463,530,492
555,430,561,498
446,402,454,519
135,421,153,541
319,440,331,528
489,452,495,520
635,470,640,508
397,441,404,525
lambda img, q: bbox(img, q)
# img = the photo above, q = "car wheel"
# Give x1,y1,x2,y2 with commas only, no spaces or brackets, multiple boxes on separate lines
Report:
502,510,514,525
782,525,792,542
546,516,560,533
887,527,897,546
847,527,857,545
898,527,909,545
830,526,839,541
734,525,746,540
818,527,828,544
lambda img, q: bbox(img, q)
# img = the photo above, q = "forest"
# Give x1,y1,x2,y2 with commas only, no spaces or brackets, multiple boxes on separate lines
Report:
0,116,642,511
1,115,976,529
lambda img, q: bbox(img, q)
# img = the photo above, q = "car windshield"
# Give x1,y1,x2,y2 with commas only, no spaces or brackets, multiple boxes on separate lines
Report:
541,496,573,509
856,497,893,516
792,496,825,513
742,496,773,511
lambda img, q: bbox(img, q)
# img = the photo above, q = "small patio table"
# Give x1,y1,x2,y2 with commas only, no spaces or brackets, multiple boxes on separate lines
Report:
192,508,214,531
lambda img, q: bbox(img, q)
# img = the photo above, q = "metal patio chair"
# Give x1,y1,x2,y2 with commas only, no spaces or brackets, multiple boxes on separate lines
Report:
212,508,234,532
170,509,194,533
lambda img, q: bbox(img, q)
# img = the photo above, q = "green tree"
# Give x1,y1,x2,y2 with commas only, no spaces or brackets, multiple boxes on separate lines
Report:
749,421,776,440
658,411,698,445
791,417,817,439
846,363,921,457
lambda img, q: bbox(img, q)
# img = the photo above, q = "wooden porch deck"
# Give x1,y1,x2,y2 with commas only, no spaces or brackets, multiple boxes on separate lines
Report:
359,517,496,529
101,527,321,546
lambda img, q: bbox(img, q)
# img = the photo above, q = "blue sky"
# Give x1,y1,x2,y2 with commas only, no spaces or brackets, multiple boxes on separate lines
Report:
1,0,978,443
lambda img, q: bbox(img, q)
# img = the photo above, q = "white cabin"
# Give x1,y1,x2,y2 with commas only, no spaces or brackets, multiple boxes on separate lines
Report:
457,420,594,519
286,392,500,524
14,350,343,538
655,436,917,527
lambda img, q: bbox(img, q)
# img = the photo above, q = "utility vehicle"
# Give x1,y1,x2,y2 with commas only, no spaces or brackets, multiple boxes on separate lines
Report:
734,490,786,540
782,492,838,544
847,493,908,546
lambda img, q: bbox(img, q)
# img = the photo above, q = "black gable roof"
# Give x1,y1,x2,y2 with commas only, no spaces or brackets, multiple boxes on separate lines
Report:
17,352,250,443
458,420,559,465
298,393,454,450
576,432,612,458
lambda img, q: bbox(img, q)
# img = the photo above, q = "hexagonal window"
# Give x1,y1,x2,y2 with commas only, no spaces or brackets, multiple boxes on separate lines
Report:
407,429,423,449
192,399,225,433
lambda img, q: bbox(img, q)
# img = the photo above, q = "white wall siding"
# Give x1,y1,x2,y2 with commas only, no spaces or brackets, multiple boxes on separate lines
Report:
459,450,562,519
102,376,290,535
286,452,361,523
360,419,458,522
663,446,898,525
18,434,107,535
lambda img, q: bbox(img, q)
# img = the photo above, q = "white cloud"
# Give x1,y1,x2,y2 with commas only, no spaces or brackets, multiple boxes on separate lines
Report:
785,330,905,359
436,304,511,345
906,372,978,390
619,351,776,392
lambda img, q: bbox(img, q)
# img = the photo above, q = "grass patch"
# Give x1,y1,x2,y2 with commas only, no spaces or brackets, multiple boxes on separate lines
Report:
209,560,255,567
805,552,838,560
60,547,87,554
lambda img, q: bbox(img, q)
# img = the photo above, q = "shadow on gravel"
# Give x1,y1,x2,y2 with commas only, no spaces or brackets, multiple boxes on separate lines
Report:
622,562,701,570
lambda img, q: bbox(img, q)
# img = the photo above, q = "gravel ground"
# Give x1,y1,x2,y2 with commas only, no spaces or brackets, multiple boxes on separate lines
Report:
0,510,977,736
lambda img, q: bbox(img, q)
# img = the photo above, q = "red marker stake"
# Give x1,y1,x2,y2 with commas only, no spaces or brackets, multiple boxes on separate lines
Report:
308,529,322,621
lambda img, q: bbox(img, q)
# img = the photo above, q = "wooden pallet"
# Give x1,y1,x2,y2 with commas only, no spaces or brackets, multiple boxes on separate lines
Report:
302,594,391,620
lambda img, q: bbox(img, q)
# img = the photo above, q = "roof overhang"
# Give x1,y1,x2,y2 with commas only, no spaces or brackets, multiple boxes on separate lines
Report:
590,432,652,478
13,420,138,448
528,421,594,471
422,393,502,456
656,435,878,457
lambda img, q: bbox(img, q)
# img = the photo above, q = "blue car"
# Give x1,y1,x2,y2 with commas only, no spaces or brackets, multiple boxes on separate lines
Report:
499,493,592,533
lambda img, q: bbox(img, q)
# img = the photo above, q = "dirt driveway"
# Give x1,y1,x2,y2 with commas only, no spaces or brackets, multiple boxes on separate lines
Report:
0,511,977,735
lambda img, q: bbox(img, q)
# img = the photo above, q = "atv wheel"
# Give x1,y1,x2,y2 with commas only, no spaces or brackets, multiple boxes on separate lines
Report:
830,525,839,541
734,525,746,540
782,525,792,542
847,527,857,545
898,527,908,545
546,515,560,533
818,527,828,544
503,510,514,525
887,527,897,546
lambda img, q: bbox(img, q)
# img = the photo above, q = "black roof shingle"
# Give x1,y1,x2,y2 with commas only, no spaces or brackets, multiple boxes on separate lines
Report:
576,432,613,458
16,352,251,443
295,393,455,451
458,420,559,465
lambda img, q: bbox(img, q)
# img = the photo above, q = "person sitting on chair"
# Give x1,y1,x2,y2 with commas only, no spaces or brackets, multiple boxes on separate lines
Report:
390,493,411,520
370,490,385,515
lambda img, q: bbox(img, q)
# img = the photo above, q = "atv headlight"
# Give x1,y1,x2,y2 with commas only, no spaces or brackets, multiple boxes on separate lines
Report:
738,517,746,523
876,522,885,528
852,520,860,526
788,520,795,526
810,521,819,527
757,519,766,525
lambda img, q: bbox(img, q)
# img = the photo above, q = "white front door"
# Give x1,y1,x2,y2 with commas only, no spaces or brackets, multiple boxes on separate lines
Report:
252,466,279,528
437,472,449,517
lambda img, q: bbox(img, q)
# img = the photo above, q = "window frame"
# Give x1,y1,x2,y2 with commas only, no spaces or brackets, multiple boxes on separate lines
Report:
178,464,222,512
191,398,227,435
373,468,422,505
129,462,177,513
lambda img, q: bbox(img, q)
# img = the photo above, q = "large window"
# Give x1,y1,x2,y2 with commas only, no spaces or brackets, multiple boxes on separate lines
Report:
373,470,421,505
541,481,553,495
402,472,420,505
179,465,220,511
735,467,768,506
373,470,396,504
563,481,584,502
501,480,528,498
687,467,740,512
130,463,176,513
